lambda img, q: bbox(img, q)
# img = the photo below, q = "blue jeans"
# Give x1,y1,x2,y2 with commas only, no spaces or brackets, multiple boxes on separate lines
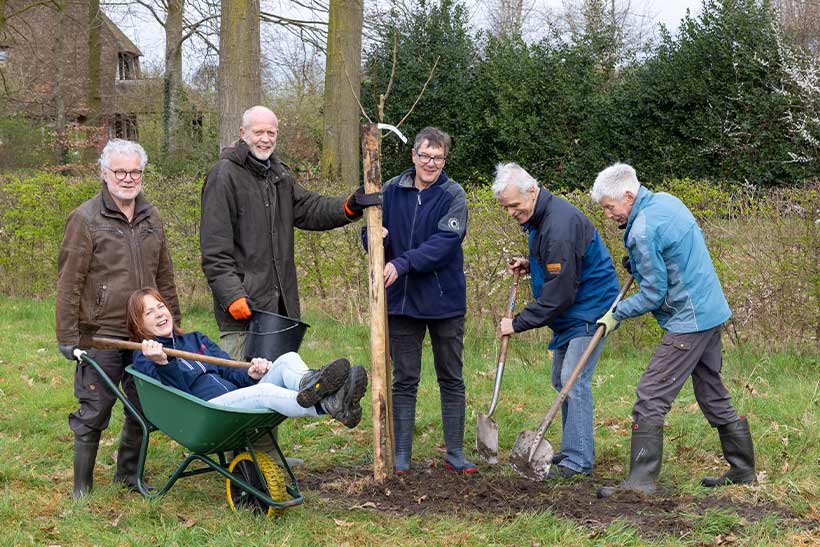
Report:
208,352,318,417
550,334,605,473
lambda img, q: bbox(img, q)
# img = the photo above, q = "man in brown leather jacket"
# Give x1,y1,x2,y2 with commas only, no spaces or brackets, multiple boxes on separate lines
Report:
56,139,180,498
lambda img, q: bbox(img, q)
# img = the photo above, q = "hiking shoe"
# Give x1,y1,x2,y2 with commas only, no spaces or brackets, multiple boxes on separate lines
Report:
297,358,350,408
546,464,590,481
320,365,368,428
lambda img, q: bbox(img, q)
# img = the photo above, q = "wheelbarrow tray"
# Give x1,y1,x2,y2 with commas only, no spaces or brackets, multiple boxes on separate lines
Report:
128,366,286,454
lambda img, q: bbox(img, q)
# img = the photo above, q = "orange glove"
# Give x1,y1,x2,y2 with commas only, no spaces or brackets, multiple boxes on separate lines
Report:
228,297,252,320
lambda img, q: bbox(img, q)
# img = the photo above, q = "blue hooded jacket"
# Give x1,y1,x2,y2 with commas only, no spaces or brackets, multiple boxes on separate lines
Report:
363,168,467,319
614,186,731,333
132,331,256,401
512,187,620,349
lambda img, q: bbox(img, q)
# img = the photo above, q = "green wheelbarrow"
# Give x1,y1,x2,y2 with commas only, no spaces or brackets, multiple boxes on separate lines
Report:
77,351,304,517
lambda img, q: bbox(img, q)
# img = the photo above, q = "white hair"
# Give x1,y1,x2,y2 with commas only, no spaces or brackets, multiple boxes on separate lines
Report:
492,162,539,197
99,139,148,179
241,105,278,130
590,162,640,202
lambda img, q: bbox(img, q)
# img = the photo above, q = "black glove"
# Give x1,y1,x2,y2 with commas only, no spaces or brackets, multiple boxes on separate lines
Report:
621,255,633,275
58,343,79,361
344,186,382,218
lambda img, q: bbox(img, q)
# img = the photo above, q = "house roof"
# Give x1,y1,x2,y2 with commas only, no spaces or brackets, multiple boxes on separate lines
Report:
101,13,142,56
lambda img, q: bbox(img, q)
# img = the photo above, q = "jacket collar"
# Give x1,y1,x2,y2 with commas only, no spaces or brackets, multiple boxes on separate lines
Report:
522,185,552,232
623,185,651,238
224,139,284,178
397,168,449,190
100,183,151,222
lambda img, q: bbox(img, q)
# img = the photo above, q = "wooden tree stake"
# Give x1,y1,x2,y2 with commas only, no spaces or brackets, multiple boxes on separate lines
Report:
362,121,393,481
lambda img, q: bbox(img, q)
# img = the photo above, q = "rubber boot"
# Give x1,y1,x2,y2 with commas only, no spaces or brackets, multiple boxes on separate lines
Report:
73,431,100,498
393,398,416,474
701,418,756,487
597,423,663,498
113,419,146,492
442,401,477,473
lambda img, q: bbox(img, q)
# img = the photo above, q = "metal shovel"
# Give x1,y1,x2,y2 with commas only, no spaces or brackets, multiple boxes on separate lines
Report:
476,271,520,464
510,275,634,480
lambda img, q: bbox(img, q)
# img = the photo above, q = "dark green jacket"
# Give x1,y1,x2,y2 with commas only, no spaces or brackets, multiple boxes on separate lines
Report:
200,140,350,331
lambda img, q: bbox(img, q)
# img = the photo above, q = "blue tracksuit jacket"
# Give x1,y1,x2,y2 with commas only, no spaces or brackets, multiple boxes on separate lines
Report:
512,187,620,349
363,168,467,319
132,331,256,401
614,186,731,333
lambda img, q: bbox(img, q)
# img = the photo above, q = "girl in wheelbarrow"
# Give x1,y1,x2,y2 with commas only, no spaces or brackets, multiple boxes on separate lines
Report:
126,288,368,427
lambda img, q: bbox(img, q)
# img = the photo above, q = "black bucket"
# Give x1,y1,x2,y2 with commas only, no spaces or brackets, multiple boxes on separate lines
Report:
243,310,310,362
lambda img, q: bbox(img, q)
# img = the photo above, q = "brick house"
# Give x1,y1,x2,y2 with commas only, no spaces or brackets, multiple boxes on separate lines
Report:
0,1,149,143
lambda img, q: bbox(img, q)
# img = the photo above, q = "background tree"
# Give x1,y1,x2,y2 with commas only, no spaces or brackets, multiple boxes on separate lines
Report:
218,0,261,150
83,0,103,161
320,0,362,186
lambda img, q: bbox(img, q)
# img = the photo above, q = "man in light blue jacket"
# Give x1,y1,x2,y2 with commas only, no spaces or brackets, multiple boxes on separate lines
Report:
591,163,755,498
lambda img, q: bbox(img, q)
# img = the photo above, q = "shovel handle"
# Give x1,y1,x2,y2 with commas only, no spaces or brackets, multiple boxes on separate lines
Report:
86,336,252,369
487,271,520,418
527,275,634,462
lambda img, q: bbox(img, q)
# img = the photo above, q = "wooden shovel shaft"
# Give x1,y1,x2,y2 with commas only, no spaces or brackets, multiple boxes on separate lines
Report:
88,336,252,369
486,270,520,418
527,275,635,461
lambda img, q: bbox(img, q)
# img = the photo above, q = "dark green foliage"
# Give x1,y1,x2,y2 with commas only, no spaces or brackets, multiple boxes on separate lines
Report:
362,0,819,189
362,0,478,182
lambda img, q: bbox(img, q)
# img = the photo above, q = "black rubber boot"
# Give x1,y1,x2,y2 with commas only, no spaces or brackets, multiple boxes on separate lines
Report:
442,401,477,473
393,399,416,474
597,423,663,498
73,431,100,498
702,417,756,487
113,419,146,492
297,358,350,408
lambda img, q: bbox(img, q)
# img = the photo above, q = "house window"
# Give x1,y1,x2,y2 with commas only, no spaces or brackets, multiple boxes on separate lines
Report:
110,114,138,140
0,46,8,65
117,53,137,81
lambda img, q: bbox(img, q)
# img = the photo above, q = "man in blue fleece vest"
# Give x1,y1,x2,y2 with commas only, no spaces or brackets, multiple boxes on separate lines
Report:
494,162,620,480
592,163,755,497
366,127,474,474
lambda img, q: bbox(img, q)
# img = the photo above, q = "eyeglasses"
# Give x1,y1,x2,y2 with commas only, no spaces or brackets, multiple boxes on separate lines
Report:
415,151,446,166
107,168,143,181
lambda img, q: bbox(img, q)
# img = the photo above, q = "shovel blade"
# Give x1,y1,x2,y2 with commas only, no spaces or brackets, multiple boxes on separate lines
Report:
509,429,554,481
476,413,499,464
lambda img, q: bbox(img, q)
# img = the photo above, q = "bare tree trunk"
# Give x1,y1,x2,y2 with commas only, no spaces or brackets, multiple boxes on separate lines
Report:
83,0,103,161
218,0,261,151
55,0,67,163
163,0,185,157
320,0,363,185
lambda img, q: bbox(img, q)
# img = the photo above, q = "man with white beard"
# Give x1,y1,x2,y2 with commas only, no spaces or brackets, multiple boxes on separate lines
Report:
200,106,380,359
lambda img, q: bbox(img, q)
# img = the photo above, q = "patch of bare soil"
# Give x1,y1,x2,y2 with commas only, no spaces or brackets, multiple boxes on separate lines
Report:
300,464,817,540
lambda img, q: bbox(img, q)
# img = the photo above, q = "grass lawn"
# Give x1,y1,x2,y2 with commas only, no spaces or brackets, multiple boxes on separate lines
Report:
0,296,817,546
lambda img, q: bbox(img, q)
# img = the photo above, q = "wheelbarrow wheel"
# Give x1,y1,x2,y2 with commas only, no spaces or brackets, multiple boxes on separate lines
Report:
226,451,289,517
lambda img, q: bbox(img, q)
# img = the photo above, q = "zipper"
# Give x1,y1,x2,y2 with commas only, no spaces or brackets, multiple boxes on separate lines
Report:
400,191,422,314
180,357,231,393
433,271,444,297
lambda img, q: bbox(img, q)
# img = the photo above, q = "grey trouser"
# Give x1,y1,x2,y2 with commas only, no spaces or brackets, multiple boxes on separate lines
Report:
69,347,144,436
633,326,739,427
219,331,248,361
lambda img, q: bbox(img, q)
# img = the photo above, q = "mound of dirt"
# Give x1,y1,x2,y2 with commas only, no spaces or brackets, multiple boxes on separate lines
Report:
300,464,815,539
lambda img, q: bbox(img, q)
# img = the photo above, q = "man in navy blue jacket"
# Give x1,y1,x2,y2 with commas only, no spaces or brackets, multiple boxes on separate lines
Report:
367,127,474,474
494,162,620,480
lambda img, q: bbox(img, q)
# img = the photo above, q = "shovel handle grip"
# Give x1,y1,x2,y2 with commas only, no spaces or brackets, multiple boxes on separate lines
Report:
487,271,520,417
527,275,634,461
86,336,252,369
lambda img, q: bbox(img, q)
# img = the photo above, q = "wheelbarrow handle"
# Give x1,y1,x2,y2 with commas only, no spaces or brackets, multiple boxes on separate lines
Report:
487,270,520,418
527,275,635,462
85,336,252,369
